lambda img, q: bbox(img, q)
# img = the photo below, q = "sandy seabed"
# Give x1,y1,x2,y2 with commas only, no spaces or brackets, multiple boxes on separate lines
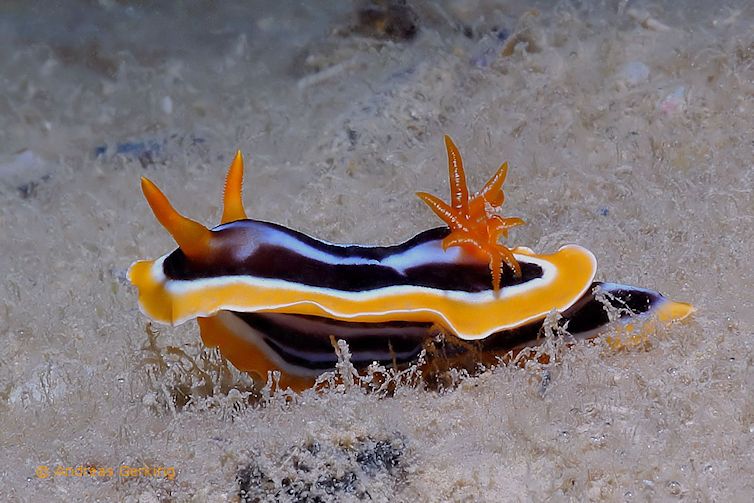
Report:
1,1,753,501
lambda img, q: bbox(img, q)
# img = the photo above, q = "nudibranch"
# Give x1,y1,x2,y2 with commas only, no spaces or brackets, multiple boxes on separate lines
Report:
129,137,694,390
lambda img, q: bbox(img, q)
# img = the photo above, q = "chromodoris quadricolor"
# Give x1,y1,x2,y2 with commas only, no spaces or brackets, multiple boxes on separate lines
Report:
129,137,694,390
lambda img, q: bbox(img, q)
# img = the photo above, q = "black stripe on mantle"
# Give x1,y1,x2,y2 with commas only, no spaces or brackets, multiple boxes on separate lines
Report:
163,220,543,293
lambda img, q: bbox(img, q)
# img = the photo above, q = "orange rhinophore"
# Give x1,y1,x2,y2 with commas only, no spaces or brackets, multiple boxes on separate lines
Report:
221,150,248,224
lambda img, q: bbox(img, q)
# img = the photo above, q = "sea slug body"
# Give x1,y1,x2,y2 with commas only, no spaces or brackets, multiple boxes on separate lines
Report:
129,137,694,390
